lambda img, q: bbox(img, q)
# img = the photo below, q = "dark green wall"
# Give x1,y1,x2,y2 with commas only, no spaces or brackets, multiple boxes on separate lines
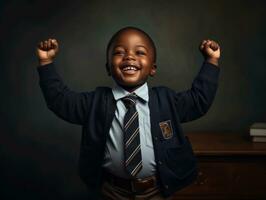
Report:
1,0,265,199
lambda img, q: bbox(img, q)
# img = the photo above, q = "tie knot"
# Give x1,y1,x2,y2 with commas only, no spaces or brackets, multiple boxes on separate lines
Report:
122,94,137,109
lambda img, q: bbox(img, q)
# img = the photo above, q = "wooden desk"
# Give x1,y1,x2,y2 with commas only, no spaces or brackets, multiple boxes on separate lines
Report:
173,132,266,200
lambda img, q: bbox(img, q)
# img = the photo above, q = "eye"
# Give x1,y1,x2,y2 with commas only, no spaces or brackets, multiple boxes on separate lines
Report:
136,50,146,55
113,50,125,55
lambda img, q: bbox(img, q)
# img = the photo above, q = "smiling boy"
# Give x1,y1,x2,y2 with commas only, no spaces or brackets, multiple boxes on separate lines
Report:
36,27,220,200
105,28,157,92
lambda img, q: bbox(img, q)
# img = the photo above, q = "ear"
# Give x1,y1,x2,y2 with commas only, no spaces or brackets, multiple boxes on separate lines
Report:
105,63,111,76
149,63,157,77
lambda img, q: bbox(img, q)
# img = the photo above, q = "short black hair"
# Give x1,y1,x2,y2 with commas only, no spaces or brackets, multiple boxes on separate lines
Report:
106,26,157,64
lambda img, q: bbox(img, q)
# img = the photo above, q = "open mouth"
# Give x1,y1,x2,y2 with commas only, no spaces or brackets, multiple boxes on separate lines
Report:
121,65,140,74
122,65,139,71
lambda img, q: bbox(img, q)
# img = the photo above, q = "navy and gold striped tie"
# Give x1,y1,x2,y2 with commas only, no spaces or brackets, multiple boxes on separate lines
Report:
122,94,142,177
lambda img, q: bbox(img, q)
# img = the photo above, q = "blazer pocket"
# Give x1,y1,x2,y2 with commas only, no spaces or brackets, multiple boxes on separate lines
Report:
165,137,197,180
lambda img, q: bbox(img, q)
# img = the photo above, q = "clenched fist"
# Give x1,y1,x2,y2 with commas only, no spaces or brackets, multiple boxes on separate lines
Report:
199,39,221,66
36,38,59,66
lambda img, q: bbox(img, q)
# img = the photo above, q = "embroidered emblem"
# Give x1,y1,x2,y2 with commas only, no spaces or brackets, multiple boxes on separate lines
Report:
159,120,173,139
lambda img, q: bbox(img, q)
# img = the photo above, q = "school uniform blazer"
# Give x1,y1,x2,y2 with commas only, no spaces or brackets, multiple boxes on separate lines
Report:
38,62,220,199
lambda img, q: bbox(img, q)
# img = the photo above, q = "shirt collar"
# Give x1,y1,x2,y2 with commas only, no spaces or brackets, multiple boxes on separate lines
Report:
112,82,149,102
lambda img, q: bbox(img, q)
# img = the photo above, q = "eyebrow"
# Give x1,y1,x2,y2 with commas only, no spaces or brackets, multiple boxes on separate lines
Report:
113,45,148,51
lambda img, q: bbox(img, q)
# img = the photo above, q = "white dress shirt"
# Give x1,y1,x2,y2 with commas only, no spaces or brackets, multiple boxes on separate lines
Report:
102,83,156,178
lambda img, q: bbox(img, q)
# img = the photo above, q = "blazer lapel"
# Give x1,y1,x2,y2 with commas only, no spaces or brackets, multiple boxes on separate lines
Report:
148,87,161,140
104,88,116,138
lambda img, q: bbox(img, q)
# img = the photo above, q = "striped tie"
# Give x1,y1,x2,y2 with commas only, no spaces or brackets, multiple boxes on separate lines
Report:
122,94,142,177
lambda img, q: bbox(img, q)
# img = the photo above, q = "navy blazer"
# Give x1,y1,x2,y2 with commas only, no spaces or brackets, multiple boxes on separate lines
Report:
38,62,220,199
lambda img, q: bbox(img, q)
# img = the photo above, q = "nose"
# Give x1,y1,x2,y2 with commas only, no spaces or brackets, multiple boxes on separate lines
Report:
124,51,136,61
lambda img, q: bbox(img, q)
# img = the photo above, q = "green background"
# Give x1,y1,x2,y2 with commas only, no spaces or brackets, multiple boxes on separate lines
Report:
0,0,265,199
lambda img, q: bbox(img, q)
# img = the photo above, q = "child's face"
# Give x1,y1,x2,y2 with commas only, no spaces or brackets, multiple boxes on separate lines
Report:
107,29,156,91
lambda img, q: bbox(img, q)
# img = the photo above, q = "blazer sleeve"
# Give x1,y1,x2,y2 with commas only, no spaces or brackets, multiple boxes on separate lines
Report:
175,62,220,123
37,63,93,125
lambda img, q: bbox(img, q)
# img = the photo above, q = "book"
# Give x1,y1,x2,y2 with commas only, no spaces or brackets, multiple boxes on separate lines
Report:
252,136,266,142
250,122,266,136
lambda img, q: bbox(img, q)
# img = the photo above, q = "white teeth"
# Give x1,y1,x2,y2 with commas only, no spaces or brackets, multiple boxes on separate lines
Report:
123,66,138,71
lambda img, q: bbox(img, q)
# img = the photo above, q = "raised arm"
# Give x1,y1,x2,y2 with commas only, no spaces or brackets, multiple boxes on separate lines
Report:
36,39,93,125
175,39,221,123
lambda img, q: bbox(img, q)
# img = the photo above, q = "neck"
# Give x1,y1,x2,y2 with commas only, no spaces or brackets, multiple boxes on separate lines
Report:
119,83,145,93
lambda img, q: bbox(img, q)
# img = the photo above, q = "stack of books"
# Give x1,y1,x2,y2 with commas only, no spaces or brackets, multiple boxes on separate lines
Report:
250,122,266,142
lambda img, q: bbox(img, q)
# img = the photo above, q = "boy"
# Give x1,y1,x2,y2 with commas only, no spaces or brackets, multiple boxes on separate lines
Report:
36,27,220,200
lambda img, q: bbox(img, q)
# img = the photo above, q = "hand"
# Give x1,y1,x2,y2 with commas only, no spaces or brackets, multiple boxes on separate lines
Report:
199,39,220,66
36,38,59,66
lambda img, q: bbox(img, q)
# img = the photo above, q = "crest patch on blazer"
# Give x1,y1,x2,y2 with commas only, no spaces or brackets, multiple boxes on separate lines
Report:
159,120,173,139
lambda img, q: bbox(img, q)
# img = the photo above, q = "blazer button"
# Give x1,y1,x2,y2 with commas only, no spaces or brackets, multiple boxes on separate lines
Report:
165,185,169,189
158,161,162,165
154,137,158,141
